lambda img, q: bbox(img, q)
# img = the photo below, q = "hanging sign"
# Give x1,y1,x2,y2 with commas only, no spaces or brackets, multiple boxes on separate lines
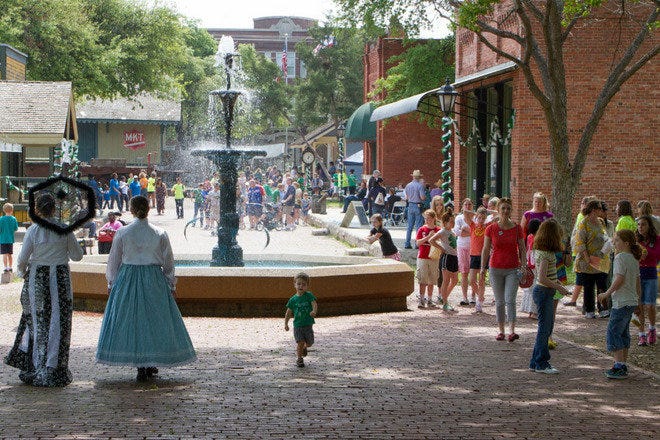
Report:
123,130,146,150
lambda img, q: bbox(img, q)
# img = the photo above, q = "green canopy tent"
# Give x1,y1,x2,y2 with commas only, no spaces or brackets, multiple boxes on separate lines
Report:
345,102,377,141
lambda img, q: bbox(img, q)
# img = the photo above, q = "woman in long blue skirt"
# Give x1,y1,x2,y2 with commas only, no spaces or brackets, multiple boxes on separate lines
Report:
96,196,195,381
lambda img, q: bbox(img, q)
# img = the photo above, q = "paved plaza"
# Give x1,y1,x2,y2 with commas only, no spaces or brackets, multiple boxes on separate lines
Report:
0,198,657,439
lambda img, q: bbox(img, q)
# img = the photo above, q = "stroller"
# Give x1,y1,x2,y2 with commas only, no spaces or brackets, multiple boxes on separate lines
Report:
256,203,283,231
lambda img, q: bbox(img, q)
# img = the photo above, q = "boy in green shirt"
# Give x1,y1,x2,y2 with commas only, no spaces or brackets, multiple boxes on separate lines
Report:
284,272,318,368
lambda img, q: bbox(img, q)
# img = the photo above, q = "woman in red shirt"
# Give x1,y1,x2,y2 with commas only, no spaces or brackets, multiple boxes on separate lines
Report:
481,198,526,342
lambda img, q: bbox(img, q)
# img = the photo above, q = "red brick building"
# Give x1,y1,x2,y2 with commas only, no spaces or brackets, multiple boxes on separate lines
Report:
452,1,659,218
364,38,443,187
366,2,658,219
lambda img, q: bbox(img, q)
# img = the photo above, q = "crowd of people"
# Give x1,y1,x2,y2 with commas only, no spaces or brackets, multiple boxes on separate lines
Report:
394,179,659,379
1,159,657,383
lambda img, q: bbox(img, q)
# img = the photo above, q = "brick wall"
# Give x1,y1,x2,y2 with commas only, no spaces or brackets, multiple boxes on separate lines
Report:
454,1,659,220
364,38,444,188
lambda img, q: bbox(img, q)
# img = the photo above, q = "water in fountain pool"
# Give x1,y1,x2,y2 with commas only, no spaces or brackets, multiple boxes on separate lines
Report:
175,260,347,269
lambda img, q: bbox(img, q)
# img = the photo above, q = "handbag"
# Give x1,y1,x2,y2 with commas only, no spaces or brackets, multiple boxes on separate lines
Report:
428,245,442,260
374,192,385,205
518,266,535,288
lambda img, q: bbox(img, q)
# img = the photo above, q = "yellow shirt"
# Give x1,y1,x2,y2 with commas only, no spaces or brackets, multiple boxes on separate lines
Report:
147,177,156,192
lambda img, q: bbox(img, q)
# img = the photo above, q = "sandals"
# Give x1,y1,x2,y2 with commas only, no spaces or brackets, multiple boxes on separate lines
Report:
508,333,520,342
296,358,305,368
496,333,505,341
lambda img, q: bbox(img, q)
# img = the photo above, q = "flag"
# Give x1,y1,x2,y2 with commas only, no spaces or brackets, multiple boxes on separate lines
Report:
281,49,288,79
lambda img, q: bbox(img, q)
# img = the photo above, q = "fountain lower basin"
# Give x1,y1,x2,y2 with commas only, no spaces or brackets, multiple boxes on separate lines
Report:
70,254,414,317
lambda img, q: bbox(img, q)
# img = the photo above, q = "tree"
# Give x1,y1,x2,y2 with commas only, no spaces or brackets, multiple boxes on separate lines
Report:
370,36,455,126
0,0,195,99
335,0,659,233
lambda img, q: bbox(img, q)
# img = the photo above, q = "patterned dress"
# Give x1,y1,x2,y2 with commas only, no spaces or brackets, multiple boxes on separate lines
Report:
156,183,167,214
4,224,83,387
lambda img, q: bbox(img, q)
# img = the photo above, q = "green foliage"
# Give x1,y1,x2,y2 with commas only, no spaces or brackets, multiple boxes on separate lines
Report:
293,24,366,128
0,0,201,100
335,0,435,38
371,36,455,103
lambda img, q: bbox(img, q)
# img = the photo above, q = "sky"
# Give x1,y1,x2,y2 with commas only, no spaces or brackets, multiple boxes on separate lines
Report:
165,0,450,38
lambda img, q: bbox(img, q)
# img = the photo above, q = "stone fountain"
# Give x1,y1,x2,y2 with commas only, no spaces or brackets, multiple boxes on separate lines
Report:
69,36,414,317
192,36,266,267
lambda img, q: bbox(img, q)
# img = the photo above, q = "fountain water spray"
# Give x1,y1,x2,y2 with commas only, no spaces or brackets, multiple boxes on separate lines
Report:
192,36,266,267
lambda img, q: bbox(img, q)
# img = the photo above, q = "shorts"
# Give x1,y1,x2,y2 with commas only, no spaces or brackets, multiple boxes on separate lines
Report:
469,255,481,270
0,243,13,254
282,205,294,215
293,325,314,345
247,204,263,217
641,278,658,305
416,258,440,285
456,246,470,272
606,306,635,352
442,254,459,273
575,272,586,287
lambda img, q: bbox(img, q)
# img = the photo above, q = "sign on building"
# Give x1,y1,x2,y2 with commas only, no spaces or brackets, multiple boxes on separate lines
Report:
123,130,146,150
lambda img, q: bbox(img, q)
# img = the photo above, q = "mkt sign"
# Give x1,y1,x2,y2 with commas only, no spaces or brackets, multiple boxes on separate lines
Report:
123,130,146,150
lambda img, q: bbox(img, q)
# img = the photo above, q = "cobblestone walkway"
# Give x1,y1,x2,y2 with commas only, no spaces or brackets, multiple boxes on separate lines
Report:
0,199,657,439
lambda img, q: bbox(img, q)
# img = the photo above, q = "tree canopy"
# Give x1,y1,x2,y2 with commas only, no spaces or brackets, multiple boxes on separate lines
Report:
0,0,210,100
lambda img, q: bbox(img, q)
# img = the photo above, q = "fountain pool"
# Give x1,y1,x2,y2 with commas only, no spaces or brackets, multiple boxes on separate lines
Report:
70,254,414,317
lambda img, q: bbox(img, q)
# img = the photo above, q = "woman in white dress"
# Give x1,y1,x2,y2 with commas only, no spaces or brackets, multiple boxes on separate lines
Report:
96,196,196,381
5,193,84,386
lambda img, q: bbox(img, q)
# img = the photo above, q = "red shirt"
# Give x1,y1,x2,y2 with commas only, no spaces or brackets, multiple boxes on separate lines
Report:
485,222,524,269
640,235,660,268
469,221,487,256
416,225,440,259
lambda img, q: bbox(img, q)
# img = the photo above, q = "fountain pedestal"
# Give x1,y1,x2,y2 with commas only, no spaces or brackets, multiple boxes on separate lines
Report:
194,149,265,267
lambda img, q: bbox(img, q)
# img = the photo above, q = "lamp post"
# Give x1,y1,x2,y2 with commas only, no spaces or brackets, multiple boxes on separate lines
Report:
437,78,458,207
336,122,346,200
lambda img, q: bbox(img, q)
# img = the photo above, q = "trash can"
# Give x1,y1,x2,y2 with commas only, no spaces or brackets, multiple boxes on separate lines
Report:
311,194,327,214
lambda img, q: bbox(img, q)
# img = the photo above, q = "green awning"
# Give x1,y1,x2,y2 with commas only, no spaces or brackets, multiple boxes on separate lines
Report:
345,102,377,141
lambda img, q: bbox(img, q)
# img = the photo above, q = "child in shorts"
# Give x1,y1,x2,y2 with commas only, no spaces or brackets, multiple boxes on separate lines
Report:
284,272,318,368
597,230,643,379
430,211,459,311
416,210,441,309
468,207,489,312
0,203,19,272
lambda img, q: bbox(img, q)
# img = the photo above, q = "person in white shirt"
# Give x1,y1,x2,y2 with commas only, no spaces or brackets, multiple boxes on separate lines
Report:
5,193,83,387
96,196,196,382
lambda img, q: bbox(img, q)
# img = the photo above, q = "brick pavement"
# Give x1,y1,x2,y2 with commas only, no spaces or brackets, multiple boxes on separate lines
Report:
0,198,657,439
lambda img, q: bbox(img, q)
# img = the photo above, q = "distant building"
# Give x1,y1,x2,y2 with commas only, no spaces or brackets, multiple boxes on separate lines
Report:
76,94,180,168
1,44,77,185
207,16,317,80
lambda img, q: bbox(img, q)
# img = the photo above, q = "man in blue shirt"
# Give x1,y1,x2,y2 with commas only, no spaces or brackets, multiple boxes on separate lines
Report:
404,170,426,249
109,173,121,211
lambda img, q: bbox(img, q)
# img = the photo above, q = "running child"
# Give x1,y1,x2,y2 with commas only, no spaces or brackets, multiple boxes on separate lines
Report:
0,203,19,272
597,230,644,379
284,272,318,368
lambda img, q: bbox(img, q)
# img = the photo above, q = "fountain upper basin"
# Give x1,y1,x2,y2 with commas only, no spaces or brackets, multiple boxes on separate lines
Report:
70,254,414,317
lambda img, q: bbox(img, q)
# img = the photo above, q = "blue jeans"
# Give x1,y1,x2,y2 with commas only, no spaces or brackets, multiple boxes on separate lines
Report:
606,306,635,352
405,204,423,247
194,202,205,226
529,285,556,370
342,195,359,212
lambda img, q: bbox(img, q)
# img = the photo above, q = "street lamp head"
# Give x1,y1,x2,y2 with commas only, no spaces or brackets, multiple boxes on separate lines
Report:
437,77,458,116
337,122,346,138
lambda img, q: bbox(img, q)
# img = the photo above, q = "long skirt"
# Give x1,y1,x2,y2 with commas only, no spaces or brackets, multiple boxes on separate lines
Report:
96,264,196,367
5,264,74,387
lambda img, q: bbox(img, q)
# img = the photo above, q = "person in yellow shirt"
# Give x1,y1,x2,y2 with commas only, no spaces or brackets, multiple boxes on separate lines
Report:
147,171,157,208
172,177,186,219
